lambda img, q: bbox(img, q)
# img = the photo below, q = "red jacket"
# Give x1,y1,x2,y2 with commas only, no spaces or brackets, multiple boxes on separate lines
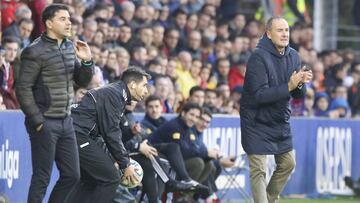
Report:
1,0,18,30
228,66,245,90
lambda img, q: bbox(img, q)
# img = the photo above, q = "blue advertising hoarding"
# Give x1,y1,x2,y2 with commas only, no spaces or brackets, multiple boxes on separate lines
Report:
0,111,359,202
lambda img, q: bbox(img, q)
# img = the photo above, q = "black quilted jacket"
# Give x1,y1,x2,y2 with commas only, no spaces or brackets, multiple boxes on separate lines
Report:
16,33,93,128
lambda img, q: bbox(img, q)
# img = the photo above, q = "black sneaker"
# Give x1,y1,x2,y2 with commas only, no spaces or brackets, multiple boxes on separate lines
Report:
344,176,353,189
181,180,209,197
165,179,193,192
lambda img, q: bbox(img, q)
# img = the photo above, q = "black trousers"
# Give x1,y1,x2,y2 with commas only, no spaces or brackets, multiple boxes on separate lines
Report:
131,154,159,203
25,116,80,203
71,131,120,203
153,143,191,181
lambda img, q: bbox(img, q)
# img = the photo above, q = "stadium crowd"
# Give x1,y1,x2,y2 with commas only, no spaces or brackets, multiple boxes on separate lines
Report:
1,0,359,118
1,0,360,203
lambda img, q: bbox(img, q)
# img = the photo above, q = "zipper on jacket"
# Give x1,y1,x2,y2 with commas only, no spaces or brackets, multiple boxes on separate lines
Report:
59,43,70,113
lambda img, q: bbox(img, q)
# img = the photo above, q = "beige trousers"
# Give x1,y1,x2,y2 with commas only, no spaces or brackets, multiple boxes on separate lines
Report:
248,151,295,203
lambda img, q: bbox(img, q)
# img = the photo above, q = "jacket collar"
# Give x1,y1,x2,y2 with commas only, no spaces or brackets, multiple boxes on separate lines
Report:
144,114,166,127
176,116,190,130
118,81,132,105
257,34,291,58
41,32,68,46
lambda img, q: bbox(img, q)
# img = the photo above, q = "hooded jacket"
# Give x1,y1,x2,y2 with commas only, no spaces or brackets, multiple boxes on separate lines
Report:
240,35,305,155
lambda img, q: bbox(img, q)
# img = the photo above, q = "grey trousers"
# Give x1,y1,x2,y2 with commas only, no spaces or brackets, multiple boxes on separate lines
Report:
248,150,295,203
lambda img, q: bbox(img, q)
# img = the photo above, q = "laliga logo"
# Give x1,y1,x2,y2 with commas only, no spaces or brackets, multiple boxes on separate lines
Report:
0,139,20,188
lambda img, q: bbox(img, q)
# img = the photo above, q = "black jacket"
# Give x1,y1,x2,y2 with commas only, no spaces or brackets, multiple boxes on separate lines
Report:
240,35,305,155
16,33,93,128
71,81,131,169
120,110,144,153
141,114,167,136
149,117,201,160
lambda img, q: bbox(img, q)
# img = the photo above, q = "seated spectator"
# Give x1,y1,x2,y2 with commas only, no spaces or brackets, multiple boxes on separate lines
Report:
115,47,130,75
152,24,165,49
168,90,185,113
162,28,180,57
141,95,167,136
188,86,205,107
324,63,347,92
2,3,32,32
117,23,133,50
79,18,97,42
141,96,208,189
200,63,217,89
303,88,315,117
176,51,197,98
204,89,221,113
190,58,202,85
328,98,351,118
103,50,120,83
73,86,88,104
314,92,330,117
214,57,231,85
3,18,34,49
130,46,148,69
153,75,175,113
149,102,211,200
120,102,196,203
228,58,247,90
310,61,326,92
184,30,202,60
230,85,243,113
216,83,238,115
0,37,20,109
192,108,236,200
147,59,163,79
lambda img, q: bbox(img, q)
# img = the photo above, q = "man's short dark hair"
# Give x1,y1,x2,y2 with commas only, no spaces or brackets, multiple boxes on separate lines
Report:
145,95,162,106
42,3,69,26
174,7,188,17
189,86,204,97
265,16,285,32
202,107,212,119
165,28,179,37
2,36,21,46
180,102,202,114
205,88,219,97
121,66,151,84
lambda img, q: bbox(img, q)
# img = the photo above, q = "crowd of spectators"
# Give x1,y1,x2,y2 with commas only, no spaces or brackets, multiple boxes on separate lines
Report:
1,0,359,118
